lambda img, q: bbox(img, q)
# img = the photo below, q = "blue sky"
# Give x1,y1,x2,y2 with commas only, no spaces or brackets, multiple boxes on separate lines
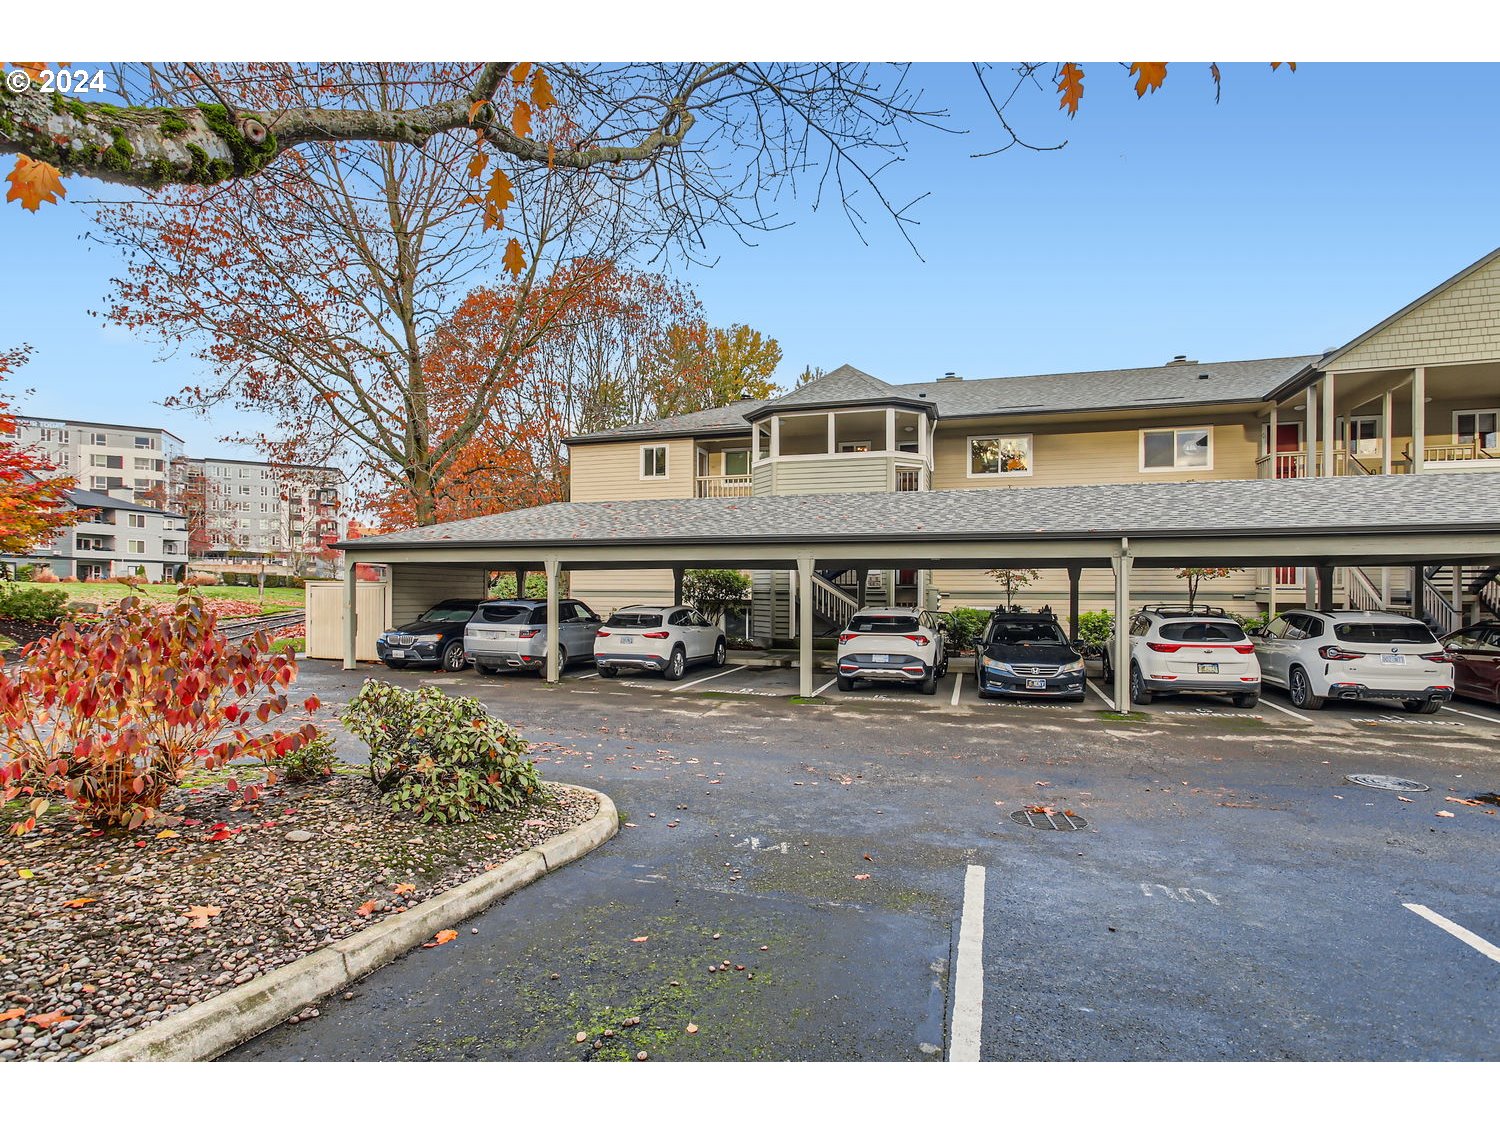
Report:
2,62,1497,458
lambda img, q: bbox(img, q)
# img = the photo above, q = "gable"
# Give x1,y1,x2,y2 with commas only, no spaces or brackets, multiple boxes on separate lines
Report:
1325,250,1500,373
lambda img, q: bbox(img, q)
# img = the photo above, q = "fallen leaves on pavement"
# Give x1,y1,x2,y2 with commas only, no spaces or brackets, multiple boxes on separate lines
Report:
181,905,221,928
424,929,458,947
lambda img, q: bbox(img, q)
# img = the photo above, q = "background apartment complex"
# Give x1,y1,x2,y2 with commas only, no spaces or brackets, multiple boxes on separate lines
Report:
184,458,345,574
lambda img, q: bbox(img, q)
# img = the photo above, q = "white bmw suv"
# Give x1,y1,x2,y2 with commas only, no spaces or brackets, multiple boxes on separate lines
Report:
1252,609,1454,713
1102,605,1261,708
837,609,949,694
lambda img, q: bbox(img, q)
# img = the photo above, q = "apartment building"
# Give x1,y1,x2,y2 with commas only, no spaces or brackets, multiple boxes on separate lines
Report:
9,486,188,582
14,417,185,507
185,458,346,572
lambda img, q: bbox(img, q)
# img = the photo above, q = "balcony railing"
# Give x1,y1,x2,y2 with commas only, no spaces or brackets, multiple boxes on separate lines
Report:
1257,441,1496,478
695,474,753,498
1410,440,1497,464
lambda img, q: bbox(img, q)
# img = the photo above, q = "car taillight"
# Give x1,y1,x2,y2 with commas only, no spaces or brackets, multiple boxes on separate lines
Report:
839,632,856,644
642,630,670,639
1232,643,1255,654
1419,651,1452,663
519,628,540,640
1147,642,1182,653
904,635,930,646
595,628,611,636
1318,646,1362,661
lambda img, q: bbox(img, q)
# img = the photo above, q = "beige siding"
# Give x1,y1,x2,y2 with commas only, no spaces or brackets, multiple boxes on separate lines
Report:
751,568,790,642
932,416,1261,491
568,438,697,502
754,456,893,496
389,562,491,624
568,569,676,620
751,459,774,494
1327,256,1500,373
931,566,1260,622
304,580,391,661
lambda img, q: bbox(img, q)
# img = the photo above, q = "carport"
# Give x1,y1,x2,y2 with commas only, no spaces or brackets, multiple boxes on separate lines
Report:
334,474,1500,714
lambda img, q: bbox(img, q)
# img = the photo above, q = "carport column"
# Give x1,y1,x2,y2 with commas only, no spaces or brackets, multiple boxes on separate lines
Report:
544,556,561,684
342,558,358,671
513,568,526,597
1066,566,1082,643
797,555,815,698
854,568,870,609
1316,565,1336,612
672,567,684,605
1112,540,1132,714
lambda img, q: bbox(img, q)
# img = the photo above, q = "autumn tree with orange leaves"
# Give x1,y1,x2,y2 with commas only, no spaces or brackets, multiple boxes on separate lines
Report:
0,346,80,555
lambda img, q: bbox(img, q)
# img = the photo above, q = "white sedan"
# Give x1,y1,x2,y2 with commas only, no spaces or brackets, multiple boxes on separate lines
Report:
593,605,727,680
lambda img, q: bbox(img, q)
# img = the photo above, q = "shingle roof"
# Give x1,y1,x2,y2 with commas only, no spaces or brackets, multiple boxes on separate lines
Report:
342,474,1500,552
565,355,1318,445
65,487,182,518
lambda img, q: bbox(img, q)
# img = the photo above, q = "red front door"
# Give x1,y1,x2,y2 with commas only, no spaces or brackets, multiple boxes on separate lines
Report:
1274,423,1303,478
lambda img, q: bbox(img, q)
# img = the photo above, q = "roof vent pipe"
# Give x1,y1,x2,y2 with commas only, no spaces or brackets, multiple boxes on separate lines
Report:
938,372,963,381
1165,355,1198,366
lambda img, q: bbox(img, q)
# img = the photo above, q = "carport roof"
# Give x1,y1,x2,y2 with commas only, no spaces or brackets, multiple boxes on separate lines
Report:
340,474,1500,552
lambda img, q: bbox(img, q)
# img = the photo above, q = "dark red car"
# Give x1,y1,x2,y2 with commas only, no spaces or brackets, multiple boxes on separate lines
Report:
1441,622,1500,705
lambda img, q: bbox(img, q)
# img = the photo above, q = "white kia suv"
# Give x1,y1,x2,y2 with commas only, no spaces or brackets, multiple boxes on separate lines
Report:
593,605,727,680
1253,609,1454,713
837,609,949,694
1102,605,1261,708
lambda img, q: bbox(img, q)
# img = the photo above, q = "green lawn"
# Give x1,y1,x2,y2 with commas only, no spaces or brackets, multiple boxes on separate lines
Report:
8,582,304,614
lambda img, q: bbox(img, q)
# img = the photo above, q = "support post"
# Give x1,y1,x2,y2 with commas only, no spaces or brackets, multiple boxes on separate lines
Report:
1411,366,1426,473
1322,372,1337,477
342,559,358,671
1067,566,1082,643
1412,564,1424,620
1267,568,1277,620
854,568,870,609
1304,565,1317,610
1267,404,1279,475
797,557,815,698
672,567,684,605
1304,384,1318,477
544,557,561,684
1112,541,1132,714
1317,565,1335,612
513,568,526,597
1381,388,1394,476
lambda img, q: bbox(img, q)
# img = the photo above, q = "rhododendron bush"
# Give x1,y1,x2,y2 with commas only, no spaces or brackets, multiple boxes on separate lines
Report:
0,591,321,834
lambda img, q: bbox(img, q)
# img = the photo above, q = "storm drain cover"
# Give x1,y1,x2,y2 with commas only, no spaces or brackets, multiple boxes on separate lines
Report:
1345,774,1431,793
1010,808,1089,831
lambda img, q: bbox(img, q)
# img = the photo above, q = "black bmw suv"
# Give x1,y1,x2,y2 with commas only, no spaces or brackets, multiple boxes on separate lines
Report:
973,610,1087,701
375,598,483,671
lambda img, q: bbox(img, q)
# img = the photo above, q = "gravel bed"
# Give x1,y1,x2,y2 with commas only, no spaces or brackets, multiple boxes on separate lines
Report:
0,774,596,1061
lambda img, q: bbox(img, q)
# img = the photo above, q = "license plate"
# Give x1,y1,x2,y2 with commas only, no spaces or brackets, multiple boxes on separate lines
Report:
1382,654,1405,665
874,654,891,663
389,649,406,659
1197,663,1219,674
620,636,634,644
1026,678,1046,689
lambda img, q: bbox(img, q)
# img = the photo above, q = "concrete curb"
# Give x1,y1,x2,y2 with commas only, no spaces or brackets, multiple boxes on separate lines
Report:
87,784,618,1062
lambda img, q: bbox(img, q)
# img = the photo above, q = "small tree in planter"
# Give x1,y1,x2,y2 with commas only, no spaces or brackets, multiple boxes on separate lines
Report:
0,591,321,834
986,567,1041,612
1175,567,1243,609
681,568,751,629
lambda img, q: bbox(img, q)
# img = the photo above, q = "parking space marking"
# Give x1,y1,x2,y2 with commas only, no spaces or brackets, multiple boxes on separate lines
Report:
949,864,985,1062
810,677,837,697
1444,705,1500,727
669,665,747,692
1255,696,1315,724
949,673,963,707
575,671,599,680
1085,679,1115,708
1403,904,1500,966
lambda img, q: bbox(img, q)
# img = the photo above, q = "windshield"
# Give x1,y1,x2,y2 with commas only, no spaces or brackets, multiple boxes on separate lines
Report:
984,620,1068,646
1333,621,1436,645
417,605,475,623
607,612,663,629
1159,621,1247,642
848,615,920,634
478,603,531,624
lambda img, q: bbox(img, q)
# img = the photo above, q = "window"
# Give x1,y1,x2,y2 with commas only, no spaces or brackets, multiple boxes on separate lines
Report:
1141,427,1212,471
1333,621,1436,645
127,540,146,554
968,434,1034,477
90,475,124,491
847,613,921,634
1158,621,1247,643
128,513,146,528
641,445,668,479
1455,410,1499,450
838,440,872,453
91,432,107,445
135,457,163,472
724,450,750,476
91,454,122,469
134,436,155,449
1340,416,1381,456
606,610,663,629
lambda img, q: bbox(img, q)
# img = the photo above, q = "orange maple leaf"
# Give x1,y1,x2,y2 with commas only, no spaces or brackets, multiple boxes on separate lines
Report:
0,1007,25,1021
392,882,417,895
61,897,96,908
531,68,556,113
467,98,489,124
502,238,526,278
28,1010,68,1028
510,62,532,87
181,904,221,928
511,100,532,138
1129,62,1168,98
5,155,66,212
424,928,458,947
356,899,380,916
1056,63,1084,117
467,149,490,181
483,167,514,227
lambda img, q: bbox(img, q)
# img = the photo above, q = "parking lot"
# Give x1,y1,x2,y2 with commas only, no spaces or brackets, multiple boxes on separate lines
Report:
224,655,1500,1062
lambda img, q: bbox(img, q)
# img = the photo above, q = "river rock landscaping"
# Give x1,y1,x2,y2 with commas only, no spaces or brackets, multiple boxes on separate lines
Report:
0,771,598,1061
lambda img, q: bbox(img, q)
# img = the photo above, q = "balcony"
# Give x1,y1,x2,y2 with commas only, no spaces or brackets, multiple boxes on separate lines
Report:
695,474,753,498
1256,440,1499,478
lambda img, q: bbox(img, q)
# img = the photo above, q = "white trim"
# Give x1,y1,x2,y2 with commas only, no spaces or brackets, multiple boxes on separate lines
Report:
966,433,1035,479
1139,426,1214,473
639,443,669,480
1453,407,1500,449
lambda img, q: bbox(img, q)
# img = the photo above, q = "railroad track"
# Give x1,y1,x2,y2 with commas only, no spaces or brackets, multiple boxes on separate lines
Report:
216,610,306,642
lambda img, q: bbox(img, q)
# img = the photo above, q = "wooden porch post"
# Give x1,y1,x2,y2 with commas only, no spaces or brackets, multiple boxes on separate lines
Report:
797,556,815,698
1411,366,1426,473
513,568,526,597
672,567,684,605
544,557,561,684
1322,372,1337,476
854,568,870,609
1316,565,1335,612
342,558,358,670
1112,541,1132,714
1067,566,1082,643
1305,384,1319,477
1381,388,1394,476
1267,403,1279,475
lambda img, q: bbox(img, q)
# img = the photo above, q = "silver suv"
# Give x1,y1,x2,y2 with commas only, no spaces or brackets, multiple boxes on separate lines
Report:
464,598,602,676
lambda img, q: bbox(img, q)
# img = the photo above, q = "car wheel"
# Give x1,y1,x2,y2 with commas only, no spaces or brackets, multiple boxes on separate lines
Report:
663,647,686,681
714,638,727,667
919,666,939,695
837,674,855,692
475,662,499,677
1129,662,1153,706
1231,692,1258,709
440,641,466,672
599,665,619,678
1288,666,1325,710
1402,698,1443,715
1101,652,1114,685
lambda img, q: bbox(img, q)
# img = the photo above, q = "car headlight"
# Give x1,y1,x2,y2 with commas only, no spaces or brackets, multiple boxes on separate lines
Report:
414,633,442,644
981,656,1012,673
1060,660,1085,674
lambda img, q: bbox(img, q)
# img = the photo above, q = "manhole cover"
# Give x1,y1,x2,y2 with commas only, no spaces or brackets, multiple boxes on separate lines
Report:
1345,774,1431,793
1010,808,1088,831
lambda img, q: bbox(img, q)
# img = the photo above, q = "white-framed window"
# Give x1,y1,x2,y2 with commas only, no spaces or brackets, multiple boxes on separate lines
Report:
127,540,146,554
640,444,668,479
128,513,146,528
838,440,872,453
1140,427,1212,472
967,434,1034,478
1339,416,1382,456
90,432,107,445
1455,409,1499,450
134,436,155,449
723,449,750,476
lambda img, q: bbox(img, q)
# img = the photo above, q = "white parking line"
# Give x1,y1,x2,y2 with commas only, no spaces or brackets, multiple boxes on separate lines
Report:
1085,679,1115,708
1403,903,1500,966
949,864,986,1062
949,673,964,707
669,665,746,692
1444,705,1500,727
575,671,599,680
810,677,837,697
1256,696,1315,724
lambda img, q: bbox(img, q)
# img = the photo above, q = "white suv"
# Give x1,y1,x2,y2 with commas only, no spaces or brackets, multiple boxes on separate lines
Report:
1102,605,1261,708
1253,610,1454,713
593,605,727,680
837,609,949,694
